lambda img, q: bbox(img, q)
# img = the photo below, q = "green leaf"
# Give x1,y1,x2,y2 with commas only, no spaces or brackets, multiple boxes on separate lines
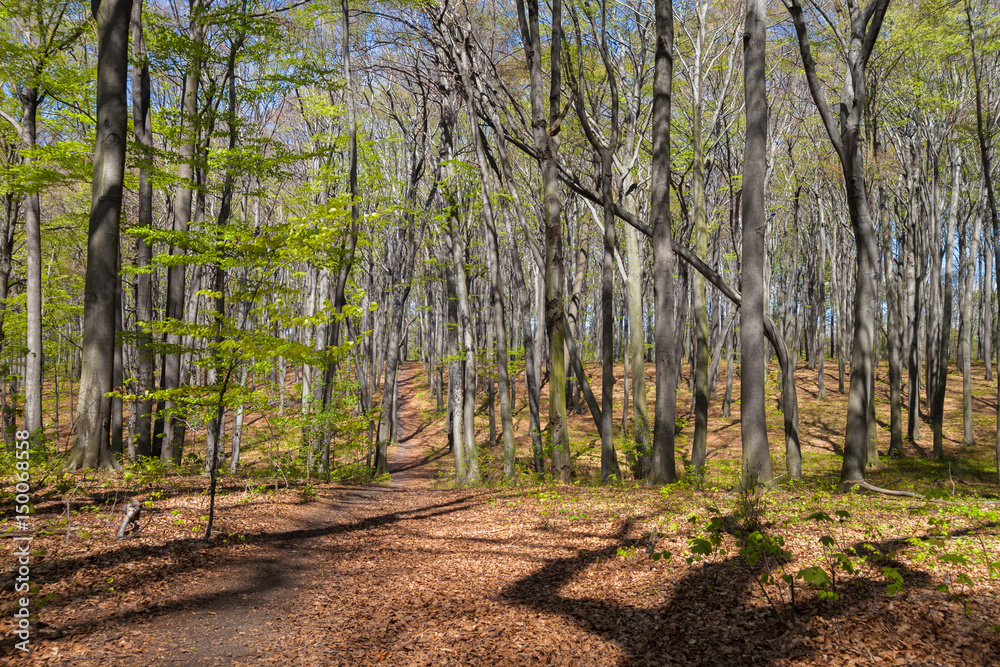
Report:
797,566,831,588
690,538,714,557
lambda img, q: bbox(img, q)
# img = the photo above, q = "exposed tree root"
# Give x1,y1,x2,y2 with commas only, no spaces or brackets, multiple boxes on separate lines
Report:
841,479,923,498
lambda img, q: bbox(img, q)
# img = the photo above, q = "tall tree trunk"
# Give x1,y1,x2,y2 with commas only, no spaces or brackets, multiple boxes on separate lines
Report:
786,0,890,483
930,148,960,458
19,90,42,446
817,196,827,400
624,224,650,475
445,267,465,478
131,0,154,458
516,0,570,481
962,203,982,448
740,0,772,486
0,195,15,447
65,0,133,471
459,91,517,479
886,204,904,458
649,0,680,485
965,0,1000,482
479,94,546,472
161,0,208,464
111,263,124,457
689,1,710,477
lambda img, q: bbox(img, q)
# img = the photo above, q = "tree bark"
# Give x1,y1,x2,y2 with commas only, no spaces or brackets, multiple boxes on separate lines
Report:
741,0,772,487
785,0,890,483
130,0,153,458
65,0,133,471
649,0,680,485
516,0,570,481
930,148,960,458
965,0,1000,482
160,0,208,465
19,90,42,447
961,199,981,447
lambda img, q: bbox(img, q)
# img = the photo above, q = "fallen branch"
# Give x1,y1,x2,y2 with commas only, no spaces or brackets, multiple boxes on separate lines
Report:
117,499,143,540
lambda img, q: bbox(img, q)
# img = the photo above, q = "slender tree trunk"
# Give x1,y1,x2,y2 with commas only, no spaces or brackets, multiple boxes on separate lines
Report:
886,206,904,458
723,313,735,419
962,206,982,447
0,195,15,448
786,0,890,483
649,0,680,485
161,0,208,465
740,0,772,486
461,90,517,479
445,268,465,478
19,90,42,446
131,0,154,458
965,0,1000,481
111,264,124,457
624,224,650,475
516,0,570,481
817,197,827,400
931,149,960,458
230,366,245,472
690,3,710,477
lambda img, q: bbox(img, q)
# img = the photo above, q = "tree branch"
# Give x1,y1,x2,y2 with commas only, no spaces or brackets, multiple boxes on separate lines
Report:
783,0,845,160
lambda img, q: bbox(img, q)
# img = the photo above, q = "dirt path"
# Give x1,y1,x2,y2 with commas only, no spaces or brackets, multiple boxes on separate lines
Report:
10,362,999,666
388,361,450,489
19,363,447,666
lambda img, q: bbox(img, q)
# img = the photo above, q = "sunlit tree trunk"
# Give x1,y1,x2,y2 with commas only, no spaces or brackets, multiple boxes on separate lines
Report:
161,0,208,465
741,0,772,486
130,0,154,458
66,0,133,470
649,0,680,485
515,0,571,481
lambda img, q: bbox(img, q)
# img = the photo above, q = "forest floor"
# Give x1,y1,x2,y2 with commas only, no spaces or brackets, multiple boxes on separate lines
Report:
3,361,1000,665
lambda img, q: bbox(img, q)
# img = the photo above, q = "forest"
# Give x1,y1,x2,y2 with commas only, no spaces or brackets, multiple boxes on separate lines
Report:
2,0,1000,663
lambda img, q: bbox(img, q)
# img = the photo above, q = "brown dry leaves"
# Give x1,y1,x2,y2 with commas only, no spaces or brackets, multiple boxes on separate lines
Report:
3,479,999,666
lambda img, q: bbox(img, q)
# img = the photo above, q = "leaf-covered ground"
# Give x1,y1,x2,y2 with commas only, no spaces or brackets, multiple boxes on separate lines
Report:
3,362,1000,665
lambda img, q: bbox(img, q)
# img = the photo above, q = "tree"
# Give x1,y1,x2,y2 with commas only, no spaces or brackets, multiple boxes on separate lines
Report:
160,0,210,465
514,0,573,481
566,0,622,482
648,0,680,484
0,0,85,447
784,0,891,484
740,0,772,486
65,0,133,470
130,0,154,458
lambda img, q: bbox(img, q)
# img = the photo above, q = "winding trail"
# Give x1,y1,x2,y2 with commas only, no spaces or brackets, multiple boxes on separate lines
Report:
54,362,448,666
387,361,451,489
14,364,992,666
